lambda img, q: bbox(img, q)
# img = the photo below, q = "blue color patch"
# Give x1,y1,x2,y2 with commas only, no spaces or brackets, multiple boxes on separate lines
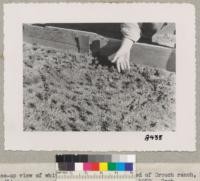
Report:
125,163,133,171
116,163,125,171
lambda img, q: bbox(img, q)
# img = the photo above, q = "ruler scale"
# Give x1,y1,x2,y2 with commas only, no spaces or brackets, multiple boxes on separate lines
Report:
56,154,136,180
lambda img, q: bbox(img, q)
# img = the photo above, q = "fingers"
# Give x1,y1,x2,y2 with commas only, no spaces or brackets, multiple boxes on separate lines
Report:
125,54,130,71
112,53,130,73
116,59,121,73
116,58,124,73
118,60,126,73
124,61,128,70
127,60,130,70
124,59,128,70
121,61,125,71
119,56,130,72
113,54,122,73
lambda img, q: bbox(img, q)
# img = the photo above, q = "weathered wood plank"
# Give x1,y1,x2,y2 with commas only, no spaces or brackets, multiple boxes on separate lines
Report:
131,43,175,72
23,24,77,46
23,35,78,52
23,24,175,72
98,39,175,72
78,36,90,54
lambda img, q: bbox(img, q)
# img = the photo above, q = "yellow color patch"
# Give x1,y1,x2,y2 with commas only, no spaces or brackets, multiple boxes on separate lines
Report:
99,162,108,171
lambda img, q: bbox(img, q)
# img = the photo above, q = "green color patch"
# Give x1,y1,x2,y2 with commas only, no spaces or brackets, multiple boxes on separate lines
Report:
108,162,116,171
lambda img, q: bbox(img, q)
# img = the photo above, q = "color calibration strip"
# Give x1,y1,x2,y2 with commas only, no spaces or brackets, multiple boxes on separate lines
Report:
57,162,134,172
56,154,135,172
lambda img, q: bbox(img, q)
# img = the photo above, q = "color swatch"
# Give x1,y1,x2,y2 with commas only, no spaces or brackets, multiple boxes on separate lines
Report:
99,162,108,171
56,154,135,172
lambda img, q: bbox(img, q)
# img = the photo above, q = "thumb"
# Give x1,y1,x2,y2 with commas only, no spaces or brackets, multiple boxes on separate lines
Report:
111,54,118,63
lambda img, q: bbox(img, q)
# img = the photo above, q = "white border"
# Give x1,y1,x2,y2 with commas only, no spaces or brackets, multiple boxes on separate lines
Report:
4,3,196,151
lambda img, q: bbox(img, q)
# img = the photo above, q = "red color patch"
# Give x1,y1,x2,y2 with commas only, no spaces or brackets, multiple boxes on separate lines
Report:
91,162,99,171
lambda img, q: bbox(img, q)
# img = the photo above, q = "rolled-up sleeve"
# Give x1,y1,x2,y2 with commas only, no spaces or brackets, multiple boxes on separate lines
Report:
121,23,141,42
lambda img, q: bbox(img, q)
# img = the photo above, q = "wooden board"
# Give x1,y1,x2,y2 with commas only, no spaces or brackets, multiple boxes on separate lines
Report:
23,24,77,46
23,24,175,72
96,39,175,72
23,24,89,54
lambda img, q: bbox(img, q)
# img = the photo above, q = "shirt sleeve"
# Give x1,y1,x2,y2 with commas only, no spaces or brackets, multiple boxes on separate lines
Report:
121,23,141,42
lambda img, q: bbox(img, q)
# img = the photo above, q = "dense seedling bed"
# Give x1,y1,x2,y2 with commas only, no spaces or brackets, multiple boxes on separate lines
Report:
23,42,175,131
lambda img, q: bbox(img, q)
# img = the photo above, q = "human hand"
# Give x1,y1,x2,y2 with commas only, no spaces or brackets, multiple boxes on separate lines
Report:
111,38,134,73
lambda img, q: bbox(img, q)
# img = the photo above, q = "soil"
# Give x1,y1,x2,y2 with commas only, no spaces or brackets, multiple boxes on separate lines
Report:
23,42,175,131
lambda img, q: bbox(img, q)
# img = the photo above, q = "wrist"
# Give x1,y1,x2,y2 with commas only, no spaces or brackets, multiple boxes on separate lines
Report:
121,37,134,50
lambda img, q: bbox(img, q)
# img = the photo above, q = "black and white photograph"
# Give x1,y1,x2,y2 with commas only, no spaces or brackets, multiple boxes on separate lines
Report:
23,23,176,132
4,3,195,151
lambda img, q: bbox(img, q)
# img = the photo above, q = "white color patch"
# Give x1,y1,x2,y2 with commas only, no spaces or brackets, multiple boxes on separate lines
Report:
75,163,83,171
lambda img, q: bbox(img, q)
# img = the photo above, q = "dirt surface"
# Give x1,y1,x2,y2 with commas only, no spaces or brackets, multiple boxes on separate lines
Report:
23,42,175,131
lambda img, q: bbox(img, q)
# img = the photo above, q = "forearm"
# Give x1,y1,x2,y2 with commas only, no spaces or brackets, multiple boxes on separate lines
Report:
121,23,141,42
120,37,134,51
